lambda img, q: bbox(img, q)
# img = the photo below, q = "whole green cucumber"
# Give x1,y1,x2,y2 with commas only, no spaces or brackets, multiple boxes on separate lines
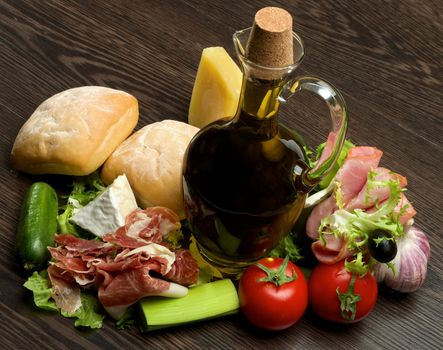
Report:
16,182,58,270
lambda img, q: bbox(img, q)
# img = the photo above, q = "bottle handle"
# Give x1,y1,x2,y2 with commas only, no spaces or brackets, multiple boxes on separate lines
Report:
279,76,348,187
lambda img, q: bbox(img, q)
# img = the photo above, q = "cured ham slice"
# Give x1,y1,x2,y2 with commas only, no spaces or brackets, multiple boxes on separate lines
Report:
395,193,417,224
306,145,414,265
312,132,337,172
346,167,408,210
306,146,383,240
367,192,416,225
311,234,353,264
306,195,337,240
103,207,180,248
54,234,114,253
164,249,200,286
47,265,81,314
48,207,199,319
98,267,188,319
335,146,383,205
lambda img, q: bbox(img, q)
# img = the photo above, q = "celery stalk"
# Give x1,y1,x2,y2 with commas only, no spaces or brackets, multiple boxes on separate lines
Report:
139,279,239,331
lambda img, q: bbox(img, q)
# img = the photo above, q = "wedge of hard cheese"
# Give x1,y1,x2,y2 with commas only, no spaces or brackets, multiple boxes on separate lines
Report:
188,47,242,128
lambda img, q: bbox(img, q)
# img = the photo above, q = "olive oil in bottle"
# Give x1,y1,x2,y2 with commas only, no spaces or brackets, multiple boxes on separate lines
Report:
183,7,348,277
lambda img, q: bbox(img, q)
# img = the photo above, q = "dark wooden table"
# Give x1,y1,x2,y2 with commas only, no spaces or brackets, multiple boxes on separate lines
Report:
1,1,442,349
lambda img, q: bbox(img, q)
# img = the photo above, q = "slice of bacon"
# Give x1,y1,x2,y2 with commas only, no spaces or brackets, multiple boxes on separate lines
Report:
395,193,417,224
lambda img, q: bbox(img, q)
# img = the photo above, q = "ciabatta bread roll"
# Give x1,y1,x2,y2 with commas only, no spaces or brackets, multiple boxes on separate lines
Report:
101,120,199,218
11,86,138,176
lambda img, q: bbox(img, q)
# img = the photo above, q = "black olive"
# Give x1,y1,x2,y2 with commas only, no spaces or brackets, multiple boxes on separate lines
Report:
368,229,397,263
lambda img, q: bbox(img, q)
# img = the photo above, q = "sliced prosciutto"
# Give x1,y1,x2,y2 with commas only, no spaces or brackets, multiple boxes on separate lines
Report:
103,207,180,248
47,264,81,313
311,234,354,264
346,167,407,210
306,146,416,264
306,196,337,240
306,146,383,240
164,249,200,286
98,267,188,319
48,207,199,319
335,146,383,205
312,132,337,172
366,192,416,225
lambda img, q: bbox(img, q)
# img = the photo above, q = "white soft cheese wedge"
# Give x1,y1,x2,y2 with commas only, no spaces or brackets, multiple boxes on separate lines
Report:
71,174,138,237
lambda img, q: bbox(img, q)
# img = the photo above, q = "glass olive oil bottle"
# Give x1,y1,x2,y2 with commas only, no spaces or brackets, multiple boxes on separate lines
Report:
183,9,348,277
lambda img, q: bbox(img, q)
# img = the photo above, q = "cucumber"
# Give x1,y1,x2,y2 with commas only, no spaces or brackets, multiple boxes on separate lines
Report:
16,182,58,270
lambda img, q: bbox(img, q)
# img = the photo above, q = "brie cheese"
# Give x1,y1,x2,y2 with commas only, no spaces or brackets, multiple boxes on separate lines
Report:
70,174,138,237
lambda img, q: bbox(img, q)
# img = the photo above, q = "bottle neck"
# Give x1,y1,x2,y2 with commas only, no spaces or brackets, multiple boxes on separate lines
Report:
234,75,285,138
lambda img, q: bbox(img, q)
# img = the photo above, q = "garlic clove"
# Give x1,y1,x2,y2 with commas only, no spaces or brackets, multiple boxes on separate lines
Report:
374,226,430,293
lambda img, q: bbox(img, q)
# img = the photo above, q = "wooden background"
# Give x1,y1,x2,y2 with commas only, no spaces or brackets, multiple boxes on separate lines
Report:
1,1,442,349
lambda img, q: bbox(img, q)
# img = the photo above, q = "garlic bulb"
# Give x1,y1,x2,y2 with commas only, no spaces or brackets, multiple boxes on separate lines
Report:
374,226,430,292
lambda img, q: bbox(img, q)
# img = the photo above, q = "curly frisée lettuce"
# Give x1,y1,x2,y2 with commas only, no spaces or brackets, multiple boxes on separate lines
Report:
24,271,105,328
269,234,303,262
319,172,405,254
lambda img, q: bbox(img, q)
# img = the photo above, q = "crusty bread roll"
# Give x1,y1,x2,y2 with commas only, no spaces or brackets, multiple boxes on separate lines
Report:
101,120,199,218
11,86,138,176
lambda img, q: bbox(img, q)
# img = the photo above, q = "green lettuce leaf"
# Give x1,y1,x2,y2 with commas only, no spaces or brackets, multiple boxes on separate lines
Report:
24,271,105,329
61,293,104,329
115,307,136,330
269,234,303,262
319,175,404,252
23,271,58,311
163,229,185,250
57,172,106,237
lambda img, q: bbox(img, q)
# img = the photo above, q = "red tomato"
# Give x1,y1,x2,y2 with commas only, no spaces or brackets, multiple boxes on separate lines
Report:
308,260,378,323
238,257,308,330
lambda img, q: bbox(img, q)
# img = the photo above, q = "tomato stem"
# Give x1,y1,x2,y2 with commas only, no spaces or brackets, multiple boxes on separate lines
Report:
336,272,361,321
256,256,297,287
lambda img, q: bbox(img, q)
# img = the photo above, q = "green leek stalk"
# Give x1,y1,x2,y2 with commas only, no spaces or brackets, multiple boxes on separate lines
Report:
139,279,239,331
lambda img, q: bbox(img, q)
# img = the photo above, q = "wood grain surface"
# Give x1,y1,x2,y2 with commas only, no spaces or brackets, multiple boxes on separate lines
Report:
1,1,442,349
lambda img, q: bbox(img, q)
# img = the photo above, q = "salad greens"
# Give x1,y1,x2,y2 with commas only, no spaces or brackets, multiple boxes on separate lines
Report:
60,293,104,329
24,271,104,328
271,139,355,263
23,270,58,311
319,172,405,252
57,172,106,237
269,234,303,262
24,173,196,330
320,171,405,273
24,173,108,329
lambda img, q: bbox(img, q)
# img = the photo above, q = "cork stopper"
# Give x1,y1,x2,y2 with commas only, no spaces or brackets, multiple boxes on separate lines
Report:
245,7,294,70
